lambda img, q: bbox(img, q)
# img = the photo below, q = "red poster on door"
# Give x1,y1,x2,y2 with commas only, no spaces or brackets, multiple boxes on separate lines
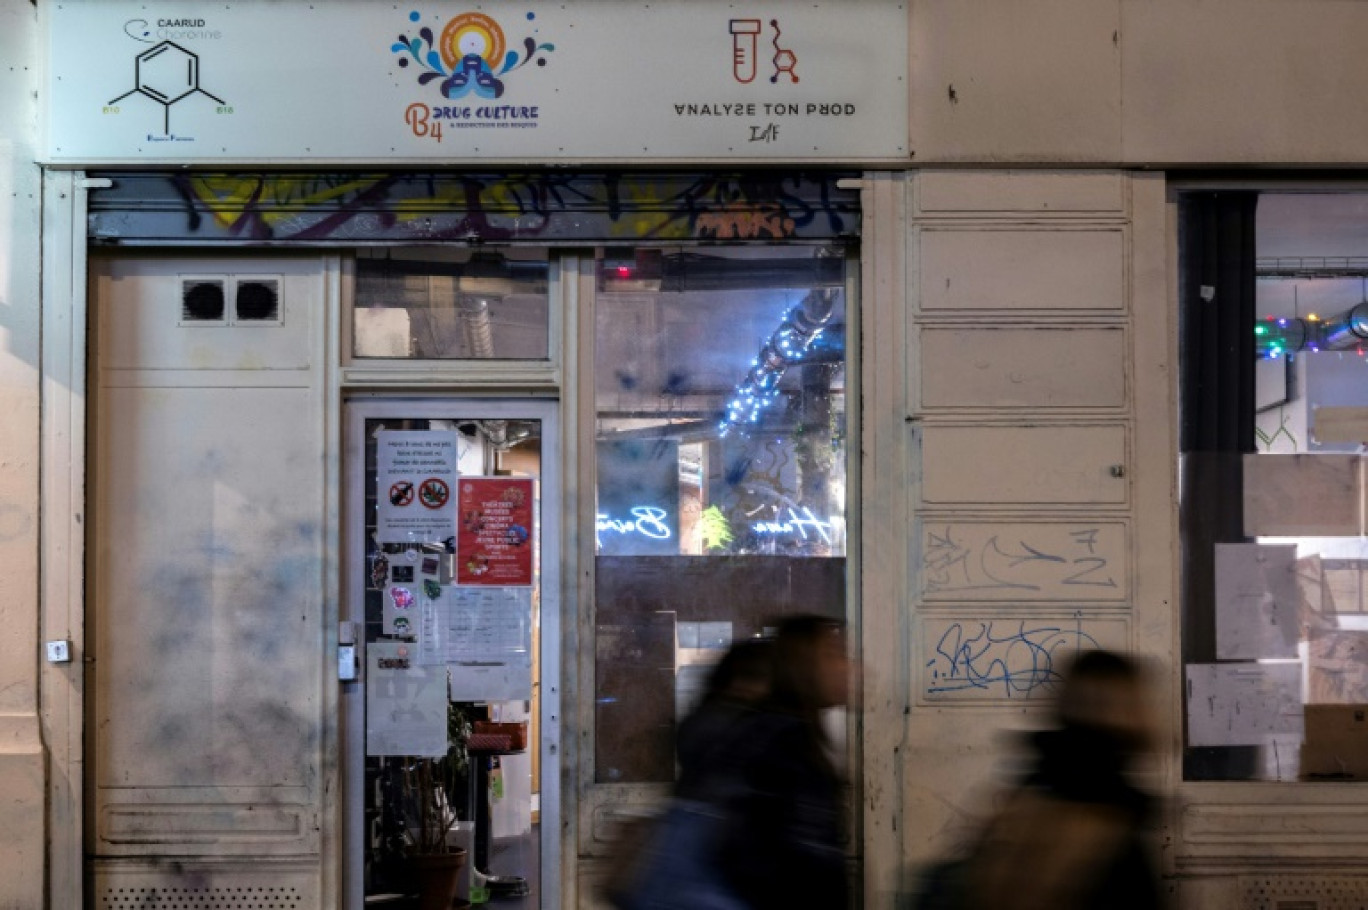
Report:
456,477,535,586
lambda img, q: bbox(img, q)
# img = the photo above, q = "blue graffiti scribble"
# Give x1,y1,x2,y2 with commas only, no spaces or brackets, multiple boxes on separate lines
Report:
926,616,1102,697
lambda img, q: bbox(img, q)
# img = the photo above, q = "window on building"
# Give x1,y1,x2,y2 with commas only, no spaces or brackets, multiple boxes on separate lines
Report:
592,244,851,783
1182,191,1368,781
352,248,550,360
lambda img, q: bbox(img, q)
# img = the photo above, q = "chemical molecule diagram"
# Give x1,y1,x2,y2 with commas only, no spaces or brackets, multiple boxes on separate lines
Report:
109,41,226,136
727,19,798,85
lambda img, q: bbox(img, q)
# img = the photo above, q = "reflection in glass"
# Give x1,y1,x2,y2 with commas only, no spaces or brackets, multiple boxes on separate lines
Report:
593,246,850,783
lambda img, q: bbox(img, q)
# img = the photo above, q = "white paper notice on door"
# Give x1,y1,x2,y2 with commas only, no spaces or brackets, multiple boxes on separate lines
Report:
366,641,448,758
446,587,533,702
376,430,459,545
1215,543,1300,659
417,587,444,666
1186,661,1304,747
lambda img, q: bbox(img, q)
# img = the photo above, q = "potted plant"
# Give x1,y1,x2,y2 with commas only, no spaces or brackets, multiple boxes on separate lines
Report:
403,703,473,910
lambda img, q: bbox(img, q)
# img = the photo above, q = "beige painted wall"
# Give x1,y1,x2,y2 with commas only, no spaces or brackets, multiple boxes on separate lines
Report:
0,1,45,907
912,0,1368,165
898,170,1171,882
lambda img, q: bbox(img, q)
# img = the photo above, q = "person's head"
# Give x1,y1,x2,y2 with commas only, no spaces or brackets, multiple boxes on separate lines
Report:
704,637,774,706
1053,649,1153,753
770,614,849,713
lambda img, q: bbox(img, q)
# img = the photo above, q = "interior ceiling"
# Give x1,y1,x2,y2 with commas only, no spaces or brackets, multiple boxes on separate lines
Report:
1255,195,1368,321
1258,194,1368,259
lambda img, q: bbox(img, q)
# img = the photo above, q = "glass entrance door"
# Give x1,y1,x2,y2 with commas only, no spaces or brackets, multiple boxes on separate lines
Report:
343,400,559,909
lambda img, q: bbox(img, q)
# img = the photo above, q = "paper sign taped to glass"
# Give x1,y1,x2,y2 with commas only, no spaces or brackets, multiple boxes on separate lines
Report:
375,430,459,545
445,586,533,702
366,641,448,757
1243,454,1361,538
456,476,535,586
1214,543,1300,659
1308,628,1368,704
1186,661,1304,747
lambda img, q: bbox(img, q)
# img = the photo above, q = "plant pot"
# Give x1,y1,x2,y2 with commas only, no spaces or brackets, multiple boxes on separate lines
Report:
409,847,468,910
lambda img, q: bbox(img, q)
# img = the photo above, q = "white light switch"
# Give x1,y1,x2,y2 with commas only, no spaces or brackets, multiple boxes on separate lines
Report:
45,640,71,663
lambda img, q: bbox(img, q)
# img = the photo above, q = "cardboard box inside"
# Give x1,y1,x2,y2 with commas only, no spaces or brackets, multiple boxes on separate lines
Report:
1302,704,1368,780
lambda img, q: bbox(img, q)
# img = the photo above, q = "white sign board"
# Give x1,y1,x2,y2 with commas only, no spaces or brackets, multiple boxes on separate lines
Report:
46,1,909,163
376,431,458,545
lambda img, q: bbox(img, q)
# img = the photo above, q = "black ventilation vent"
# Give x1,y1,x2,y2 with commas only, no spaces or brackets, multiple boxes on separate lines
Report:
181,280,225,322
99,884,303,908
235,279,280,322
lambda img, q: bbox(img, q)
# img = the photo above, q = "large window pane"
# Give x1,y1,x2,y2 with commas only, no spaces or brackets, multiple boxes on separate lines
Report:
1182,193,1368,781
593,245,849,783
353,248,549,360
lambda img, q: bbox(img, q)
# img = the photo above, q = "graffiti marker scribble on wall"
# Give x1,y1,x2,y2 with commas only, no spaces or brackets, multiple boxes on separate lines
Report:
695,203,797,239
88,172,857,244
923,523,1124,600
925,616,1104,699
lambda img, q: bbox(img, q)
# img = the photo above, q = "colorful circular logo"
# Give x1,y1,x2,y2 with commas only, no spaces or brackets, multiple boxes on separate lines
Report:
439,13,506,71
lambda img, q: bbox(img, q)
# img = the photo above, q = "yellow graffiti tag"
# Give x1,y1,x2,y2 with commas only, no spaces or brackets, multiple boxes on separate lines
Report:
185,175,387,229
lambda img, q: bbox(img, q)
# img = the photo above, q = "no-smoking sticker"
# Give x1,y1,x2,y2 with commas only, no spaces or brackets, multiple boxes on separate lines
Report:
419,477,450,510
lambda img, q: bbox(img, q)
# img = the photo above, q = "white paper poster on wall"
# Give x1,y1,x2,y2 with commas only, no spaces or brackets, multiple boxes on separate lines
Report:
1186,662,1304,747
446,587,533,701
45,1,907,163
366,641,448,757
376,431,458,545
1214,543,1300,659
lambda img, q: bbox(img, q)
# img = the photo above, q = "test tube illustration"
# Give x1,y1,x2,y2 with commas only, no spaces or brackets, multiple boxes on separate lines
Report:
729,19,762,83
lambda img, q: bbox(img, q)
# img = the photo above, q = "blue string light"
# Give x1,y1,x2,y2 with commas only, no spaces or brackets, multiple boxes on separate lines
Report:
720,289,837,435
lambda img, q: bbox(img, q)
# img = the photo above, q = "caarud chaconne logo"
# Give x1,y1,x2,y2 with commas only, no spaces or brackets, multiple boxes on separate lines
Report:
392,9,554,143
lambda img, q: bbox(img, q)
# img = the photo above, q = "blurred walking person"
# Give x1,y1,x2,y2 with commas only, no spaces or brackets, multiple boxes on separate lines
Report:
604,636,775,910
721,614,851,910
920,648,1162,910
676,637,775,802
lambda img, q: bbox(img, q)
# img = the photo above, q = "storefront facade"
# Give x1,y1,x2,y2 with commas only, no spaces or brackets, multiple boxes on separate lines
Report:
8,1,1368,908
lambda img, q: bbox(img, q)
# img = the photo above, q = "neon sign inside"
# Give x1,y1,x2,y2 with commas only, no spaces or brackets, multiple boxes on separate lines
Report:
596,505,834,546
752,506,833,544
596,506,673,544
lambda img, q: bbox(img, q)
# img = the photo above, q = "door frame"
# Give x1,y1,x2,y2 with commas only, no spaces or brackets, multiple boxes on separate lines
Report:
41,168,91,910
341,396,563,910
80,246,345,904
